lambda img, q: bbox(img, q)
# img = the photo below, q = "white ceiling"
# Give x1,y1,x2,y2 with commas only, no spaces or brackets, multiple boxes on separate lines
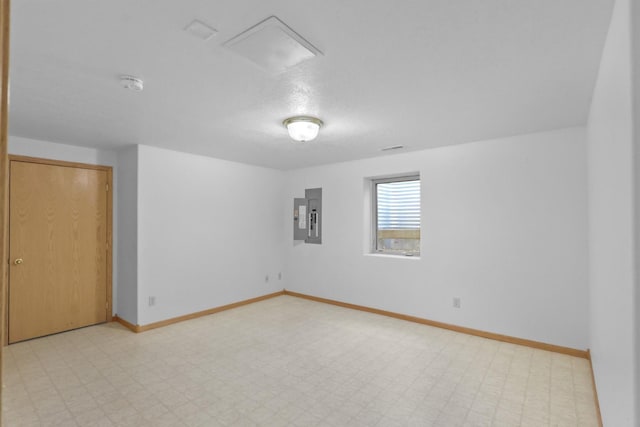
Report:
9,0,613,169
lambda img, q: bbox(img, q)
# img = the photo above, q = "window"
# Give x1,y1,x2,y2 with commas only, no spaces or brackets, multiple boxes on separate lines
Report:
373,176,421,256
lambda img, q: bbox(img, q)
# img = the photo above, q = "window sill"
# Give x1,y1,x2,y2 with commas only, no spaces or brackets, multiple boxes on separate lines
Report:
364,253,421,260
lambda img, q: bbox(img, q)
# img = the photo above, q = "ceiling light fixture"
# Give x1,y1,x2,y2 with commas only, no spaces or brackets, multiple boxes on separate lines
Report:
283,116,323,142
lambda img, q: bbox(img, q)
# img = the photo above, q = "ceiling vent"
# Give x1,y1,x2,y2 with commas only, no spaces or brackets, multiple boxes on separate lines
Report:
381,145,404,151
223,16,322,73
184,19,218,41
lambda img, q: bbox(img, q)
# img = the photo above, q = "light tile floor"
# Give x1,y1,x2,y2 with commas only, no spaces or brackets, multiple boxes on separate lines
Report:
3,296,599,426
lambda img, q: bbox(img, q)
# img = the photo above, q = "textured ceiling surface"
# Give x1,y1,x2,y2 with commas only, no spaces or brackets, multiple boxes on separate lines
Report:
10,0,613,169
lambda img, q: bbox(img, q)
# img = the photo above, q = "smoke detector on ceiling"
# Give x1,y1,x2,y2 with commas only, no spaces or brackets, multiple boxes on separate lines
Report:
120,75,144,91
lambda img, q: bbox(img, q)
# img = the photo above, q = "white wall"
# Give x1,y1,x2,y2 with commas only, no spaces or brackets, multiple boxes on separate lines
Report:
9,135,117,166
284,127,589,350
116,146,138,324
587,0,638,425
136,145,286,325
6,138,287,327
8,136,119,315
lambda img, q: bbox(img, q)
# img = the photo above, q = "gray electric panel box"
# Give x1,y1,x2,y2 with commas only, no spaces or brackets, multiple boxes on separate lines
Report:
305,187,322,244
293,198,308,241
293,188,322,244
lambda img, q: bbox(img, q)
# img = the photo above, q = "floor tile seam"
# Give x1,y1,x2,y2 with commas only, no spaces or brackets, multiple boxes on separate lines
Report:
18,356,77,423
502,342,531,425
469,342,505,425
427,345,472,426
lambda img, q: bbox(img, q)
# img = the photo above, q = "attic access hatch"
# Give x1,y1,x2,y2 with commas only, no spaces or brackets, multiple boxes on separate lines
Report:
223,16,322,73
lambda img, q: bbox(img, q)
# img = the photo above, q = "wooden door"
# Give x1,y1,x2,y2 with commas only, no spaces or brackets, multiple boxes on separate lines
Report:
8,159,109,343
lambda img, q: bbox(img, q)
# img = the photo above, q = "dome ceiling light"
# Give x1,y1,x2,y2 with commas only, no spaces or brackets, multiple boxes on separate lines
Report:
283,116,323,142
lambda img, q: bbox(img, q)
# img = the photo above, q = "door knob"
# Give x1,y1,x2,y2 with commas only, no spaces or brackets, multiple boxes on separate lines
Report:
14,258,23,265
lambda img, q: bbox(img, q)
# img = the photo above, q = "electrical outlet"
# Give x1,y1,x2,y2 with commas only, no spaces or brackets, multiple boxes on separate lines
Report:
265,275,269,283
453,297,461,308
278,272,282,280
149,296,156,307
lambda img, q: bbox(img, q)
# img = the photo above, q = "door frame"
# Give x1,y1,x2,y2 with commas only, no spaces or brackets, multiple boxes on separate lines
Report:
5,155,113,344
0,0,9,420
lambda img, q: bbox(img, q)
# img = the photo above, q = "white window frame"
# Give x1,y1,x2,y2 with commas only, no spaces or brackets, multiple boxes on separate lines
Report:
371,174,421,256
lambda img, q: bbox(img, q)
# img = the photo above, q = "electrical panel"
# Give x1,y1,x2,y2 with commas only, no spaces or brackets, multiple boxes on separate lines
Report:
293,187,322,244
293,198,307,241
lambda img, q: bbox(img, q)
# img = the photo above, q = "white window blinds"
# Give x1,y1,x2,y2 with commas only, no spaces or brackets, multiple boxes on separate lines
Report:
376,179,421,230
